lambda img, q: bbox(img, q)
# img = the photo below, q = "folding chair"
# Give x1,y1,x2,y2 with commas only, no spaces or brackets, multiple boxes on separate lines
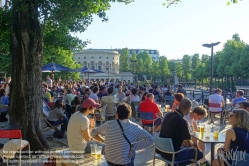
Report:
154,95,160,103
0,130,30,166
42,101,63,132
130,101,140,121
153,135,197,166
138,111,158,134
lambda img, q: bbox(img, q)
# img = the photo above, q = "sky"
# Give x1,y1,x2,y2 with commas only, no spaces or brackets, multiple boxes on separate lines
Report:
74,0,249,60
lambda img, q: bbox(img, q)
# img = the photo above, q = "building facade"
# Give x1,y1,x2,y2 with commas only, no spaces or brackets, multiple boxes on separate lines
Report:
73,49,133,82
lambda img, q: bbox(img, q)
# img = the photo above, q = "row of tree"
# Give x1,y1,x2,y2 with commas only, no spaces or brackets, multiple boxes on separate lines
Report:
118,34,249,91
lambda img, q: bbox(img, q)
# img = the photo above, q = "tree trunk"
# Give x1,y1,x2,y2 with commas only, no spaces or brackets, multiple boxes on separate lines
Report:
10,0,49,150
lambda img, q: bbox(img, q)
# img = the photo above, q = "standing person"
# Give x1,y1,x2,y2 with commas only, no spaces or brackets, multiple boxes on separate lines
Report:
212,109,249,166
91,103,154,166
67,98,104,153
230,90,246,107
46,75,53,89
177,84,187,96
158,99,203,165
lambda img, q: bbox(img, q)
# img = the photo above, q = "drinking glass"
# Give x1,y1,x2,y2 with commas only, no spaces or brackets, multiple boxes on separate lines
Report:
166,105,170,112
205,124,211,137
214,127,219,138
96,146,102,160
90,144,97,157
200,124,205,133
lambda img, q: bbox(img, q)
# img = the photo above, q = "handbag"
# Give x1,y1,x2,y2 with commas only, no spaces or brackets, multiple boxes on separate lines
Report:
116,120,134,158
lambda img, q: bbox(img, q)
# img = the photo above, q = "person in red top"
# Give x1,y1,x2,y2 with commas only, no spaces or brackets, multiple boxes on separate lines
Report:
139,93,163,132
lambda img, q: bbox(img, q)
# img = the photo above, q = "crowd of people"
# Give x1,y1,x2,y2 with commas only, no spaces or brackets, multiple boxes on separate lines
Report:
40,75,249,166
1,73,248,166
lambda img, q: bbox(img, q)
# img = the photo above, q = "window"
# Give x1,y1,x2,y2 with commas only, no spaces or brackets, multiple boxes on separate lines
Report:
107,57,109,59
117,58,118,60
92,66,94,69
98,66,102,70
78,57,80,59
151,51,154,53
99,56,102,59
91,56,94,59
84,57,86,59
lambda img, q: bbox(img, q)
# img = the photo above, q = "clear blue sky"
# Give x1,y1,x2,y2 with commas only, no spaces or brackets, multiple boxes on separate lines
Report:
74,0,249,59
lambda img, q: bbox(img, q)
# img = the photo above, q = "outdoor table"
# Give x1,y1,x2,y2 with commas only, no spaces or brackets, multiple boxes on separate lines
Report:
191,132,225,162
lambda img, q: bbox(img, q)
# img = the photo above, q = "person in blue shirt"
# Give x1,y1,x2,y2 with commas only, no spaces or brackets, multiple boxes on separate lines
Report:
230,90,246,107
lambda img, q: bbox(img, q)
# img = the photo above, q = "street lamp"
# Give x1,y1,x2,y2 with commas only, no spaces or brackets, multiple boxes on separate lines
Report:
106,65,111,84
129,58,137,83
202,42,220,95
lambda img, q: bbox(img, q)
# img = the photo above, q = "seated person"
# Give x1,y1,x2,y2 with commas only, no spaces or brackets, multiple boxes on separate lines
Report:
158,98,203,166
67,98,104,153
71,96,81,112
101,87,116,121
164,85,174,96
185,106,210,166
230,90,246,107
239,102,249,112
0,89,9,121
126,88,140,104
139,93,162,132
116,86,126,102
212,109,249,166
171,93,184,111
141,92,148,102
47,99,68,134
66,89,76,105
91,103,154,166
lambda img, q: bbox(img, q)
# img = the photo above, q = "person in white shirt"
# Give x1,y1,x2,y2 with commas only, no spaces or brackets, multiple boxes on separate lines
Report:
67,98,104,153
208,88,225,123
46,75,52,89
126,88,140,104
185,106,209,165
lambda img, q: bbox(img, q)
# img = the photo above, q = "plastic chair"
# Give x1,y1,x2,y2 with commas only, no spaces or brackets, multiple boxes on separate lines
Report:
0,130,30,166
164,96,174,107
153,135,197,166
138,111,157,133
154,95,160,103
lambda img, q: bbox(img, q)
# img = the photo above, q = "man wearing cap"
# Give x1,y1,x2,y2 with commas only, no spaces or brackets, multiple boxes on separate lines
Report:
67,98,104,153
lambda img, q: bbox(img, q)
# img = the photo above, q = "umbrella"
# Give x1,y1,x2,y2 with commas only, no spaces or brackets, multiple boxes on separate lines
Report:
42,62,74,80
74,66,104,81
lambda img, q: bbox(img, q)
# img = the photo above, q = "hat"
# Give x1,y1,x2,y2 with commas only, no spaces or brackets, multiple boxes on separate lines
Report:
82,98,100,108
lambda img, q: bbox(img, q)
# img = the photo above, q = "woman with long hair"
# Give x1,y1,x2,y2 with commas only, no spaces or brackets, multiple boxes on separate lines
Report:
212,109,249,166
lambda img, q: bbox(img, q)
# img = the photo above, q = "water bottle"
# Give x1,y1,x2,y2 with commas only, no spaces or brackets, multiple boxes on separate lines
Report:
205,124,211,137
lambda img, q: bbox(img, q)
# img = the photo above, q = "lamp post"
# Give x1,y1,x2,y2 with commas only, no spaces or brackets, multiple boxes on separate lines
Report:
129,58,137,84
106,65,111,84
202,42,220,95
